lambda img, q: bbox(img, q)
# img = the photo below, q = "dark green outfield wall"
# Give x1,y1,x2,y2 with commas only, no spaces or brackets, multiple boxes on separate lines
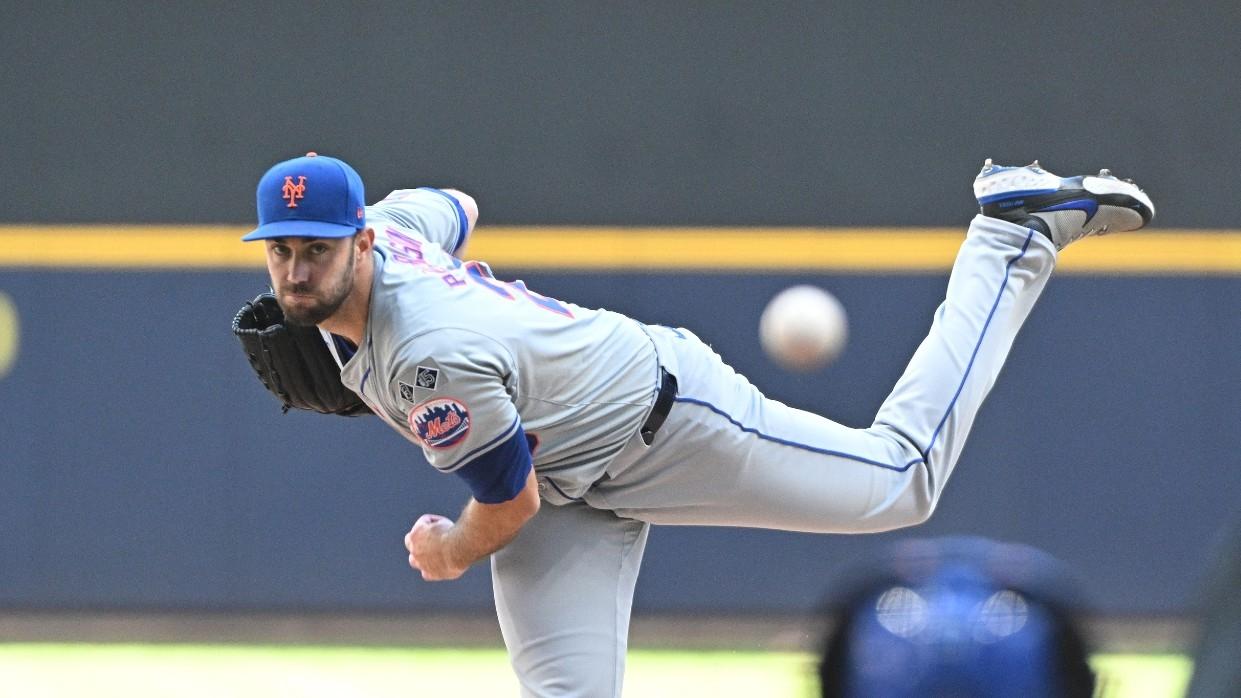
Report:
2,2,1239,227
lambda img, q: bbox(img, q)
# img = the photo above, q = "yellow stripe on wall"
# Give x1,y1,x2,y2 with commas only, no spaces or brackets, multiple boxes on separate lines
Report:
0,226,259,269
1,225,1240,274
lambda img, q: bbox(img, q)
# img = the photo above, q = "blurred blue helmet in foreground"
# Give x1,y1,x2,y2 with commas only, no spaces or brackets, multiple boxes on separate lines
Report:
819,537,1094,698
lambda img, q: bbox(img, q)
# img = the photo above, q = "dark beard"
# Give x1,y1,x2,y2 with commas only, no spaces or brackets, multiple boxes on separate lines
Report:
281,245,355,326
282,291,349,326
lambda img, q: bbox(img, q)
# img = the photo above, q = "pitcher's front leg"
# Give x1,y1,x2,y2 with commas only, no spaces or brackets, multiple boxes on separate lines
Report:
492,502,650,698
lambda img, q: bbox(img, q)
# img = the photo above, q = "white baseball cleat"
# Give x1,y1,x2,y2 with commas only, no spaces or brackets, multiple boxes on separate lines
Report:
974,159,1156,250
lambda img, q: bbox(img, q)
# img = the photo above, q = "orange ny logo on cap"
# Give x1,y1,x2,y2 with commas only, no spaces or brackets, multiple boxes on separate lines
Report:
282,176,307,208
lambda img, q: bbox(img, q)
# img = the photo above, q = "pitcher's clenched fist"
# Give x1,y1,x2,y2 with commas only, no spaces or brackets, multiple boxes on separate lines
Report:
405,514,466,581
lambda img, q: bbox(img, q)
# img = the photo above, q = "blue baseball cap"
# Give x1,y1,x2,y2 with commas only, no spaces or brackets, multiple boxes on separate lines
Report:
242,152,366,241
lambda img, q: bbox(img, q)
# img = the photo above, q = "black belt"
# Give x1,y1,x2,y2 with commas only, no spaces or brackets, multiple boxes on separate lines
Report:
640,367,678,445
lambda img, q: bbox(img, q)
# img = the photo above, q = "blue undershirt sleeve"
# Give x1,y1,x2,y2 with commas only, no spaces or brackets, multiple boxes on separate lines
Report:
451,423,533,503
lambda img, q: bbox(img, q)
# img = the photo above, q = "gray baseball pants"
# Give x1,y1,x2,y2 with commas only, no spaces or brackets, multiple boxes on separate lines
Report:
492,216,1057,696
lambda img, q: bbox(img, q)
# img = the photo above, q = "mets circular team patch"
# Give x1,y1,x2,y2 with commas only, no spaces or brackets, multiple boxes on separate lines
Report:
408,397,471,449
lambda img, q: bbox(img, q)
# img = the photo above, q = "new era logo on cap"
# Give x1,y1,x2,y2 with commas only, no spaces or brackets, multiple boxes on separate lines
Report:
242,152,366,241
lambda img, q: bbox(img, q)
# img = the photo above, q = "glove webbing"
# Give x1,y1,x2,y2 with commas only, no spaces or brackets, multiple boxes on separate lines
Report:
233,292,371,417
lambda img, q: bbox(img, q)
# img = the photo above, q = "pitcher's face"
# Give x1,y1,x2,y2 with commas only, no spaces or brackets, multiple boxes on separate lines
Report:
264,235,358,326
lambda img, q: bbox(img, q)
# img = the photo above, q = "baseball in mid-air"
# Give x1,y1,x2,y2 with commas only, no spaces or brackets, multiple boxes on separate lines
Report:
759,284,848,371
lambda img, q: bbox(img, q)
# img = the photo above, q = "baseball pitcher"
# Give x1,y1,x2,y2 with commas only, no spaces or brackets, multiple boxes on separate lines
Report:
234,152,1153,697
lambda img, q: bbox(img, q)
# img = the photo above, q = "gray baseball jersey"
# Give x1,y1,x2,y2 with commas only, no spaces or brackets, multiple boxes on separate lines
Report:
339,189,660,503
334,189,1060,697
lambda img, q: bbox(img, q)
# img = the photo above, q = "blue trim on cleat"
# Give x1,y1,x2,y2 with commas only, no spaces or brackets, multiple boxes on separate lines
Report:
977,188,1060,205
1037,198,1100,220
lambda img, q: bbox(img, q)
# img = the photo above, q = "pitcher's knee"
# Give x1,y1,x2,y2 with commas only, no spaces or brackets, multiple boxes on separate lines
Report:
866,471,940,531
900,498,937,527
867,427,954,527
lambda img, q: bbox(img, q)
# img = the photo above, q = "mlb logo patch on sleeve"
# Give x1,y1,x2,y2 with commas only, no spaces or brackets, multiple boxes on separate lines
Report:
408,397,471,449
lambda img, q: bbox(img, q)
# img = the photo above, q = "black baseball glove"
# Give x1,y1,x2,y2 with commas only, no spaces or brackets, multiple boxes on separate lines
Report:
232,291,372,417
